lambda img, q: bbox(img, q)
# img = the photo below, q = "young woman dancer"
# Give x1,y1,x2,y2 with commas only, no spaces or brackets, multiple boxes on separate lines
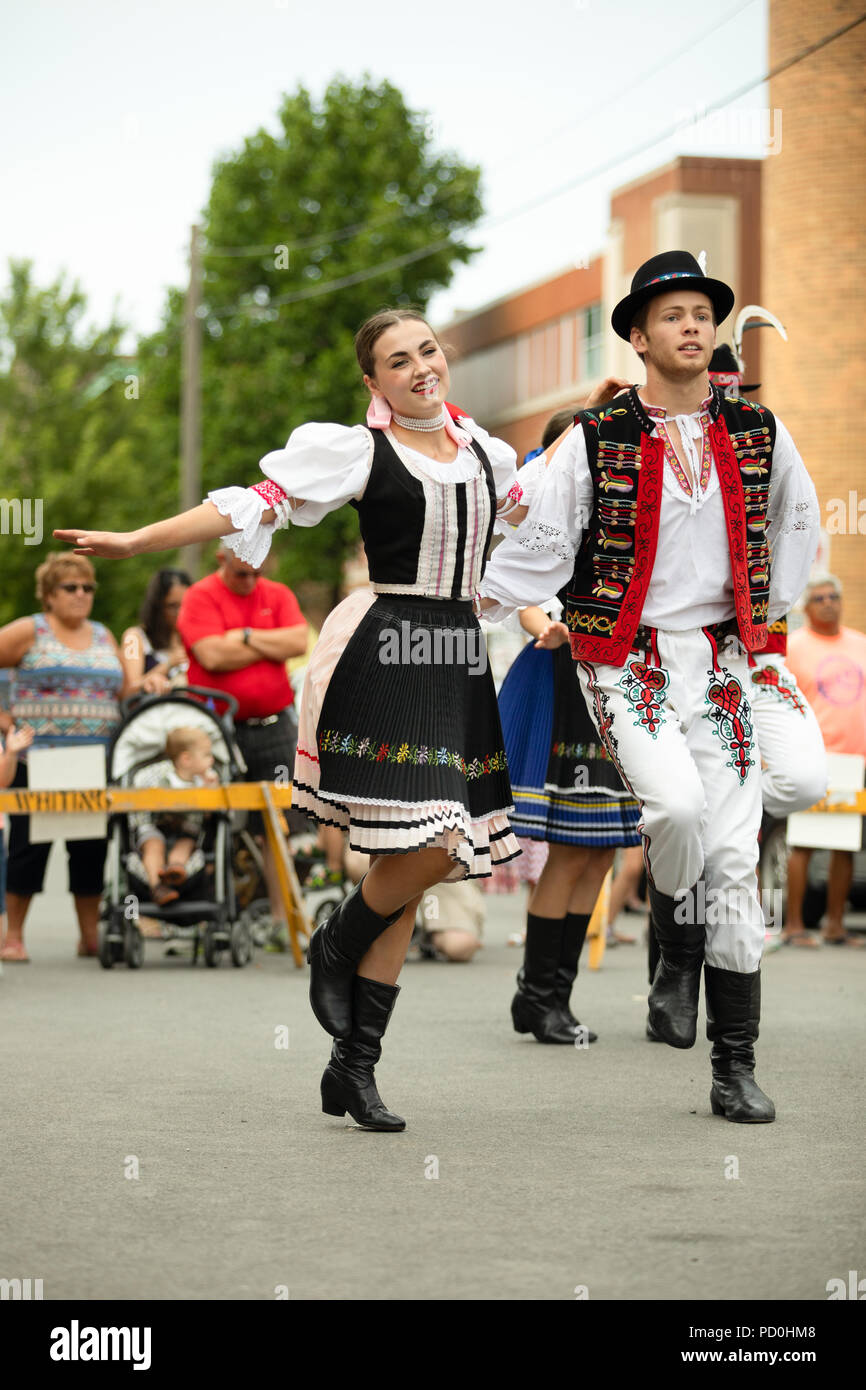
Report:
55,309,529,1133
495,405,641,1047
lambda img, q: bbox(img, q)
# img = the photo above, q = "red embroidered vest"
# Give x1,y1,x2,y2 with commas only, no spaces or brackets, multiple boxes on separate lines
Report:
566,386,776,666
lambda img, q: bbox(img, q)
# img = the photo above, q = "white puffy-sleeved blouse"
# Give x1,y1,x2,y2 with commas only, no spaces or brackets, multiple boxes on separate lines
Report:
207,419,523,577
481,405,820,631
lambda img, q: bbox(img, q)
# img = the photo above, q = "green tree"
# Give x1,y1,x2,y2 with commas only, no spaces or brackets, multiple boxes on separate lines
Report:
142,75,482,598
0,260,177,633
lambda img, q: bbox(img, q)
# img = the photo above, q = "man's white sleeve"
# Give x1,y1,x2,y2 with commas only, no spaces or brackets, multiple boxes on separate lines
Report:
766,417,821,622
481,427,593,621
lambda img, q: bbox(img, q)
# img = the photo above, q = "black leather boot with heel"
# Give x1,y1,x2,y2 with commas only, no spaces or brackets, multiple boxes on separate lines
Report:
511,914,579,1044
308,878,404,1037
320,975,406,1131
704,964,775,1123
647,882,704,1048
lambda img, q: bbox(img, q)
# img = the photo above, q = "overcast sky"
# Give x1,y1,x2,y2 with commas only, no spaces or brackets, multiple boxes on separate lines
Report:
3,0,772,346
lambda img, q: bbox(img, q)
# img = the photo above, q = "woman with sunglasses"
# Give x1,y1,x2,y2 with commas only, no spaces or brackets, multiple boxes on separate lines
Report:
0,553,128,962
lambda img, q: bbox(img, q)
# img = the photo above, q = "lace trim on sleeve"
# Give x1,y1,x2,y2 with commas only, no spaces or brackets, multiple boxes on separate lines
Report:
515,519,574,563
206,486,282,567
776,498,819,536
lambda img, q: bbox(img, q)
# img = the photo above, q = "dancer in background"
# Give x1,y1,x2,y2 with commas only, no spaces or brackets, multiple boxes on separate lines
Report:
55,308,528,1133
496,407,641,1046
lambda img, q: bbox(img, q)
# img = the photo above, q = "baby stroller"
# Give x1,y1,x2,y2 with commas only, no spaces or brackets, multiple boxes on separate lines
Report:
99,687,256,968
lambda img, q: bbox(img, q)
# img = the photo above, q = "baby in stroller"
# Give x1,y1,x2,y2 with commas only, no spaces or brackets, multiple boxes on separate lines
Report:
128,727,219,905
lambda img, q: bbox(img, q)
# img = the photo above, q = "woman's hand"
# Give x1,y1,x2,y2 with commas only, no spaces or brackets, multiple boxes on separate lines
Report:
4,722,35,753
581,377,631,410
534,620,570,650
53,529,140,558
141,671,171,696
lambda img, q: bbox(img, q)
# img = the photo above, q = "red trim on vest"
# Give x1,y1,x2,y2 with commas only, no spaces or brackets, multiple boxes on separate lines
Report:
708,418,767,653
570,433,665,665
763,620,788,656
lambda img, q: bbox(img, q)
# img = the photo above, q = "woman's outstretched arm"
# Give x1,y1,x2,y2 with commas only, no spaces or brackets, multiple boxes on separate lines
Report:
53,500,277,559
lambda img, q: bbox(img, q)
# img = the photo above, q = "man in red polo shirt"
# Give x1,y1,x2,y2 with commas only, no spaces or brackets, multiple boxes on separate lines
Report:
178,547,308,943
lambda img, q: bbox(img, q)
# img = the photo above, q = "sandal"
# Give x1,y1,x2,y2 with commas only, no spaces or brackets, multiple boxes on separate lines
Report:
0,940,30,962
780,931,820,948
821,930,865,947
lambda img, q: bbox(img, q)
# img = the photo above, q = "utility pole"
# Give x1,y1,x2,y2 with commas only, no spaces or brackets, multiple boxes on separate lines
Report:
179,224,202,576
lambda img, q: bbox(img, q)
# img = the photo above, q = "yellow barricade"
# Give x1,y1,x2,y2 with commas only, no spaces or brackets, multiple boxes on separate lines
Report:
0,783,311,967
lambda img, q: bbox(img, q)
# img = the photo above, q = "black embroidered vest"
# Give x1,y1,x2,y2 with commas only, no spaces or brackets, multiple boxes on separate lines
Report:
566,386,776,665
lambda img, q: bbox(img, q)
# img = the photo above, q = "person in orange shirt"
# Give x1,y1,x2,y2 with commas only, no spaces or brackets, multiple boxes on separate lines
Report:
783,575,866,945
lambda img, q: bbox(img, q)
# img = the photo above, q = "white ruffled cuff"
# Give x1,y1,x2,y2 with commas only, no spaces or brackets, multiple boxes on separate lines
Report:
206,486,285,568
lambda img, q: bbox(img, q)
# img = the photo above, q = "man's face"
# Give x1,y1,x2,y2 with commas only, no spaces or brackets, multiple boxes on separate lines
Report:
805,585,842,635
219,554,261,596
631,291,716,379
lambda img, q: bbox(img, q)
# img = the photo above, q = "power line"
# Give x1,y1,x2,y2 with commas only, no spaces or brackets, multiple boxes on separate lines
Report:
483,0,762,178
478,7,866,230
208,236,462,317
206,0,762,261
202,9,865,323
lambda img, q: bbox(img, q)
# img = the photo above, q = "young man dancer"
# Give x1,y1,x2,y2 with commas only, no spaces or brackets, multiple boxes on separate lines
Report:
481,251,820,1123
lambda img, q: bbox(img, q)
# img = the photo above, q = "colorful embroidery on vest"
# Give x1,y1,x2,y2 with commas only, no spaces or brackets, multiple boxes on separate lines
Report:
566,406,665,664
750,664,807,715
704,671,755,783
617,660,670,738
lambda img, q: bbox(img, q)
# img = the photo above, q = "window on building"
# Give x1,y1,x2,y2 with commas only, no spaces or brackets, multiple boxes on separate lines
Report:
581,303,602,380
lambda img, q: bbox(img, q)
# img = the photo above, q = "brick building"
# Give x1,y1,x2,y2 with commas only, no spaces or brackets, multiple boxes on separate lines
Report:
761,0,866,628
443,156,762,463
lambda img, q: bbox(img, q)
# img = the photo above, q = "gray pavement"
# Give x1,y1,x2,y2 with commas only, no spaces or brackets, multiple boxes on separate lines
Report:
2,843,864,1302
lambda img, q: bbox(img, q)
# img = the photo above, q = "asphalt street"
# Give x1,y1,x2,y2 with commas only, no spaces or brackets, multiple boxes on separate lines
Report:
2,843,864,1302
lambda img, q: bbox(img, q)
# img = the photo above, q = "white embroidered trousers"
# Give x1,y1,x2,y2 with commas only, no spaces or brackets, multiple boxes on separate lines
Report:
578,627,765,972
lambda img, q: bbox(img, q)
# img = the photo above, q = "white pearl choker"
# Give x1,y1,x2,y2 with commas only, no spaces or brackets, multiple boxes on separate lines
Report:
392,409,446,432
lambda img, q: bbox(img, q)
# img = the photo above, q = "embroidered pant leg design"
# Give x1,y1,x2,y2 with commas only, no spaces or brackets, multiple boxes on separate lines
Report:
749,661,828,819
578,659,705,895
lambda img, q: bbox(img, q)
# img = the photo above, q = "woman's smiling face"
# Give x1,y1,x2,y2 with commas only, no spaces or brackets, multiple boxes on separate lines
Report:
364,321,450,417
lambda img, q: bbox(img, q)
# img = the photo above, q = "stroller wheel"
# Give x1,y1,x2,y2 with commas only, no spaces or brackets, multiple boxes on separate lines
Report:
230,921,253,968
314,896,343,931
124,923,144,969
203,925,221,968
98,921,115,971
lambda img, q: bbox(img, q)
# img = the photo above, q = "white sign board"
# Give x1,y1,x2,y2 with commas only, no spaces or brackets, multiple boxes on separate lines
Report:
28,745,107,843
787,752,865,852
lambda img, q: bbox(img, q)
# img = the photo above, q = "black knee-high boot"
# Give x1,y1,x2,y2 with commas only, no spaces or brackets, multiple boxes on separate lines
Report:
555,912,597,1043
647,883,704,1048
645,922,663,1040
308,878,404,1038
704,964,775,1123
320,975,406,1131
511,914,578,1044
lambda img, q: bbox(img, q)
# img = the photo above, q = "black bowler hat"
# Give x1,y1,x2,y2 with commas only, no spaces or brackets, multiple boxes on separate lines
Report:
611,250,735,341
